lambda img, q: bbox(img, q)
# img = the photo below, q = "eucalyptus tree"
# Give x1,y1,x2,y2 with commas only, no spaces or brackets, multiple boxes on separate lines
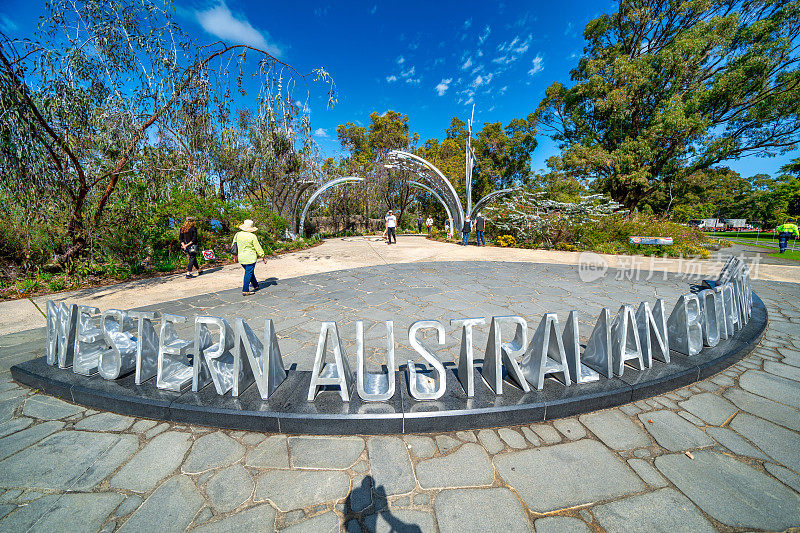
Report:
0,0,334,265
535,0,800,211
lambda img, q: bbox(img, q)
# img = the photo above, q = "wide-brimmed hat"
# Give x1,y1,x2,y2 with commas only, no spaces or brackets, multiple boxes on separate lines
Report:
238,219,258,232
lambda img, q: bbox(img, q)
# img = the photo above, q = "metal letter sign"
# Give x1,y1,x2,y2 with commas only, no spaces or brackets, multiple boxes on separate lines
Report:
98,309,137,380
46,301,77,368
407,320,447,400
73,306,108,376
668,294,703,355
308,322,353,401
129,311,160,384
583,307,613,377
610,305,645,376
482,316,530,394
451,317,485,397
356,320,396,402
562,311,600,384
156,314,198,392
636,300,670,367
520,314,572,390
195,317,239,395
233,318,286,399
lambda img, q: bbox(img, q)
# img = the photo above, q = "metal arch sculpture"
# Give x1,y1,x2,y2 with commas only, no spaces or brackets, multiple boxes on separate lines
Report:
408,181,455,235
469,188,515,219
297,176,364,237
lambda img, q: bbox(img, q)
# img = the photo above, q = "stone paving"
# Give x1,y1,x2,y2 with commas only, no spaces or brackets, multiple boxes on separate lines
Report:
0,261,798,531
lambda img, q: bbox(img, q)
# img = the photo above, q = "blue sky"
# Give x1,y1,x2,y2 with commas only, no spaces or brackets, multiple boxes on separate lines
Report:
2,0,798,179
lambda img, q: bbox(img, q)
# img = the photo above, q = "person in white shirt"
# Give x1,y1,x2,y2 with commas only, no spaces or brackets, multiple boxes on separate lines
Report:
425,216,433,235
385,211,397,244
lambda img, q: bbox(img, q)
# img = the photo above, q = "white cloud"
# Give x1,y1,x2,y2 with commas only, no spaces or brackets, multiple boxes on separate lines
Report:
313,128,328,137
464,18,472,29
386,75,398,82
477,49,484,57
479,25,491,44
435,78,452,96
499,86,508,95
396,55,405,65
196,2,281,56
461,57,473,70
400,66,416,78
0,14,17,33
471,73,492,88
405,77,421,85
528,54,544,75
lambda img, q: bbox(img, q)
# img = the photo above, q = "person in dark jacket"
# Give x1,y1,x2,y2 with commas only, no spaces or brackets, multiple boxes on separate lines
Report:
179,217,201,278
417,215,423,234
475,213,486,246
461,217,471,246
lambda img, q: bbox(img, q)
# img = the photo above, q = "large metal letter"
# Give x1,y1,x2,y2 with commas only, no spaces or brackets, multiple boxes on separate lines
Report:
407,320,447,401
482,316,530,394
129,311,160,384
610,305,645,375
156,314,196,392
47,301,77,368
98,309,137,380
356,320,396,402
451,317,485,397
73,306,109,376
520,314,572,390
195,317,236,395
583,307,613,377
233,318,286,399
636,300,670,367
697,290,721,347
713,286,729,341
668,294,703,355
562,311,600,384
308,321,353,401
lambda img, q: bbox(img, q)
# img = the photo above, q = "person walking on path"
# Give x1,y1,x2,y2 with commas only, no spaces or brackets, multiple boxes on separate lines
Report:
417,215,423,234
179,217,202,279
444,219,451,238
426,216,433,235
776,219,799,253
385,211,397,244
232,219,267,296
475,213,486,246
461,216,472,246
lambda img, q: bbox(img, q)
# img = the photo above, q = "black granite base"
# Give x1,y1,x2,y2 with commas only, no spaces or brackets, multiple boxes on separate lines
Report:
10,294,767,434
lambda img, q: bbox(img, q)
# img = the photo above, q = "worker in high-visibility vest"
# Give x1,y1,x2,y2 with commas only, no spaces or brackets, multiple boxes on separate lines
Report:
776,219,799,253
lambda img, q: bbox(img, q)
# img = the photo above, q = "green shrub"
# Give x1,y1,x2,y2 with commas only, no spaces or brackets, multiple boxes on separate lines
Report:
155,259,177,272
48,277,66,291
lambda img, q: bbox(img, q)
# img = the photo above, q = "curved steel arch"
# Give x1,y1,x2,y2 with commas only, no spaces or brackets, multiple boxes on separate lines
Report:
408,181,454,236
297,176,364,237
470,188,516,219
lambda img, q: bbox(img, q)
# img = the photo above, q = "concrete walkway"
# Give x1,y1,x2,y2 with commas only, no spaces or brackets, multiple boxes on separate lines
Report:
2,236,798,336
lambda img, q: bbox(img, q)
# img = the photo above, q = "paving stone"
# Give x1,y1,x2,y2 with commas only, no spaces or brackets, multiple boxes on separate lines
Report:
655,450,800,530
112,431,191,493
626,458,667,488
710,374,734,387
289,436,364,469
765,360,800,382
0,489,22,502
283,510,304,524
675,389,692,398
362,509,435,533
677,410,705,426
739,369,800,409
349,475,372,512
696,381,719,392
435,435,461,454
678,393,737,426
206,463,253,513
241,432,264,446
119,476,204,533
706,427,770,460
580,409,651,450
114,494,143,517
593,488,715,533
520,426,540,446
194,507,213,526
0,417,32,439
282,511,339,532
413,492,430,505
74,412,134,432
183,431,245,474
764,462,800,494
246,435,289,469
404,436,435,458
729,412,800,471
366,437,415,496
353,459,368,473
0,430,136,490
638,410,714,451
434,488,529,533
254,470,350,511
0,492,122,533
723,387,800,432
497,428,526,449
391,495,410,508
534,516,590,533
144,422,169,439
553,418,586,440
619,404,641,416
130,419,157,433
531,424,561,444
416,443,492,489
477,429,504,454
455,430,476,442
21,395,83,420
494,439,644,513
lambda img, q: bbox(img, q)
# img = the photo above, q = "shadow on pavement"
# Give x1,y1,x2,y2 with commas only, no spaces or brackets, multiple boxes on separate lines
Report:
346,476,423,533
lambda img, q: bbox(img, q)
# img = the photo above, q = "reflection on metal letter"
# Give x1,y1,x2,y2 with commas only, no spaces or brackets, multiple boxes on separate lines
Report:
520,314,572,390
610,305,645,375
451,317,485,397
563,311,600,384
129,311,160,384
47,301,77,368
99,309,136,380
407,320,447,400
356,320,396,402
668,294,703,356
583,308,613,377
482,316,530,394
698,290,720,347
73,306,108,376
308,322,353,401
636,300,670,367
156,314,196,392
195,317,236,395
233,318,286,399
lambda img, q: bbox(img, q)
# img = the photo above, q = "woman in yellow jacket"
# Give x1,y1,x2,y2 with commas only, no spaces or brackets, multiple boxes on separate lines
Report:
232,219,267,295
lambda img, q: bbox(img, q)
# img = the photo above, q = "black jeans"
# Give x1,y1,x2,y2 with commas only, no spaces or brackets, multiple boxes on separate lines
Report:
187,252,199,272
387,227,396,243
779,232,790,252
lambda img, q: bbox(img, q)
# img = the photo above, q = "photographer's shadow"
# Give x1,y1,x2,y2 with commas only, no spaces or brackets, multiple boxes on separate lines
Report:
346,476,423,533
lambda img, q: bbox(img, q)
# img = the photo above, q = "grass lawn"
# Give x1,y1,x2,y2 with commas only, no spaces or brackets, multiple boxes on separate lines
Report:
768,249,800,261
